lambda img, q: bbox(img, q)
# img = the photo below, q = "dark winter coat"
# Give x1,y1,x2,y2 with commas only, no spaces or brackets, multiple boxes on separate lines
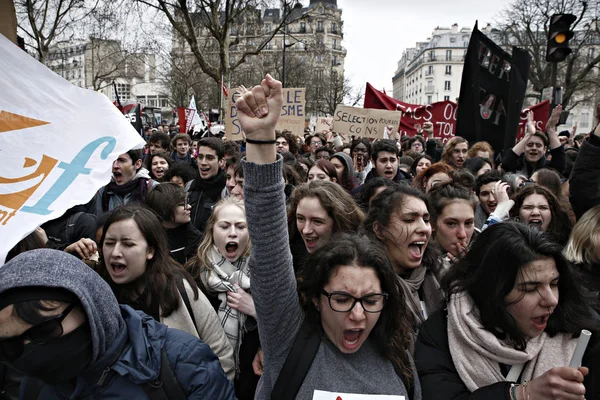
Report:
569,134,600,219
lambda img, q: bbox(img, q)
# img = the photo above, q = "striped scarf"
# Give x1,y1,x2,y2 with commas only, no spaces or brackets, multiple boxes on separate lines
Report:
205,246,250,372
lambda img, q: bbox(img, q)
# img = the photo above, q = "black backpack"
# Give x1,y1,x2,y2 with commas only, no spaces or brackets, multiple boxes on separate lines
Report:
23,347,186,400
271,319,413,400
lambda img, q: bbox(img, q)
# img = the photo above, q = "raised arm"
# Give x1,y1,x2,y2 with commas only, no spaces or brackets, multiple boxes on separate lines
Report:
238,75,304,396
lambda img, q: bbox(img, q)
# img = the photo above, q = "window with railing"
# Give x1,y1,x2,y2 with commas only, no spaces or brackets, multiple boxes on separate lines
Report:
317,21,324,33
445,65,452,75
446,50,452,61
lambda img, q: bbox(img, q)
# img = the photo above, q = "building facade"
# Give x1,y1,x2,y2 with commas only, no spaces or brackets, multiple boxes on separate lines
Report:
46,38,171,120
392,24,471,105
170,0,346,116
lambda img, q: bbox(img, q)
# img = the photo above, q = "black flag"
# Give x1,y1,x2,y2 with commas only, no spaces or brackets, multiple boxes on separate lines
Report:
456,22,531,154
132,104,143,136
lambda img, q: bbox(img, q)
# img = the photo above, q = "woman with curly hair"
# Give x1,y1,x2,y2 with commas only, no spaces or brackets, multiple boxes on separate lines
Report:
288,180,365,273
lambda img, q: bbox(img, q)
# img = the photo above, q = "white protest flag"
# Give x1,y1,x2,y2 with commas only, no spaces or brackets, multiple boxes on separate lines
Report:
0,34,145,265
187,96,203,132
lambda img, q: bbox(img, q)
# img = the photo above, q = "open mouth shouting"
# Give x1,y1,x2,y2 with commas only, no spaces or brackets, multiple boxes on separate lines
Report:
407,240,427,261
113,170,124,184
108,261,128,281
527,217,543,229
343,328,364,350
532,313,551,331
302,235,320,252
224,241,240,258
154,168,165,179
199,167,213,178
383,169,395,179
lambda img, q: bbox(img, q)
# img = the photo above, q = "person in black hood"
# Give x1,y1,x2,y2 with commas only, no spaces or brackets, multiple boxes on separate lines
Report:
188,137,227,235
145,182,202,265
0,249,235,399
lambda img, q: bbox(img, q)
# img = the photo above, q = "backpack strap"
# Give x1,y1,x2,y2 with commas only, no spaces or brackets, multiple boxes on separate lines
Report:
175,277,198,328
142,347,187,400
271,318,321,400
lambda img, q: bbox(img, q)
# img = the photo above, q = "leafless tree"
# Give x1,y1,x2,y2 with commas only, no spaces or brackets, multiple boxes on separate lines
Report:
495,0,600,109
136,0,297,91
15,0,102,63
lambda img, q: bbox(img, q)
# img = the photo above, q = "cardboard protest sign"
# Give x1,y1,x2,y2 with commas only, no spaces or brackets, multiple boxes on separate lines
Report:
315,116,333,134
226,88,306,139
333,105,402,139
0,34,145,265
312,390,404,400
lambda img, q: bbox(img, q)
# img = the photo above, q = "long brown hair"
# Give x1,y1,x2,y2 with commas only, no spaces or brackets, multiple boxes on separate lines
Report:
97,205,198,318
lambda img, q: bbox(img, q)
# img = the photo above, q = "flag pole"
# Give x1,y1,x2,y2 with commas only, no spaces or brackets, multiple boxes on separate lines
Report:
220,73,225,125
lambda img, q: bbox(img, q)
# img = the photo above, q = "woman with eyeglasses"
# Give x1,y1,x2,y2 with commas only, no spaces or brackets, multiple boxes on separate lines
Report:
235,75,419,399
415,222,600,400
145,182,201,265
0,249,235,398
186,196,259,400
96,204,235,380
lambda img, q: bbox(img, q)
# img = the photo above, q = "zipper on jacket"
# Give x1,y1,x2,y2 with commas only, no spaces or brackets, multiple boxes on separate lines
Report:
96,367,111,386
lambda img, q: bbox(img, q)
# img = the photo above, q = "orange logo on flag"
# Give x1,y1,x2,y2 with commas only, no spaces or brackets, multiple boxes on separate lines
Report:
0,155,59,211
0,111,50,133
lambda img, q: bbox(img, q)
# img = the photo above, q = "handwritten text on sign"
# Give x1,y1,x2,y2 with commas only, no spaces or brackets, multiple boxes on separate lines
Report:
333,105,402,139
226,88,306,139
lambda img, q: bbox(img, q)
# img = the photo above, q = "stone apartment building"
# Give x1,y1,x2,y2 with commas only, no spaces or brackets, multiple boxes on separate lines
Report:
170,0,346,115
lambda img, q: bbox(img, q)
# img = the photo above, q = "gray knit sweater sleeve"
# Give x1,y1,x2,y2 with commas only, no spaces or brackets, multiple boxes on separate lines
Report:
242,156,303,399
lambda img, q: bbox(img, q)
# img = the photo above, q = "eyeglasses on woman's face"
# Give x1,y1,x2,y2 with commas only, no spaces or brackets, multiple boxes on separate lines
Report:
321,290,387,313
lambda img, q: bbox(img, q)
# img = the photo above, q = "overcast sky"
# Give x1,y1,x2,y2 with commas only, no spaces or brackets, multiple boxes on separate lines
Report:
336,0,511,94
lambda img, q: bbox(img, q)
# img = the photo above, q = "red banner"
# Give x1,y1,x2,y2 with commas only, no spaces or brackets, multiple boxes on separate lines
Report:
177,107,197,133
364,83,550,146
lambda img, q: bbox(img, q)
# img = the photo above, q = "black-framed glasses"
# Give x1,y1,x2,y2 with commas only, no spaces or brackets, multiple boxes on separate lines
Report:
0,303,75,362
321,290,388,313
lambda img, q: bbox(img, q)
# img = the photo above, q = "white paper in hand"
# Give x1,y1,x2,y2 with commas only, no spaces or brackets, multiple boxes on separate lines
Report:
312,390,405,400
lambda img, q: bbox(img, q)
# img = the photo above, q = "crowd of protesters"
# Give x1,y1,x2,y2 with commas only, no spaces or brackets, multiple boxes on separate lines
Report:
1,73,600,400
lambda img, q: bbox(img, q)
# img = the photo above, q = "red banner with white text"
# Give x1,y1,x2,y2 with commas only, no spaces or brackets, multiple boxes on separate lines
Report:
364,83,549,146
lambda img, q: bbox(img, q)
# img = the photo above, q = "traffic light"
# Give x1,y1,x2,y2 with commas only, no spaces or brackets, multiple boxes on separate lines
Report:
546,13,576,63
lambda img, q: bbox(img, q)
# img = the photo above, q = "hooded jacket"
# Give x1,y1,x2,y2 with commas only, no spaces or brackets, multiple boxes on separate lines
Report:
0,249,235,399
